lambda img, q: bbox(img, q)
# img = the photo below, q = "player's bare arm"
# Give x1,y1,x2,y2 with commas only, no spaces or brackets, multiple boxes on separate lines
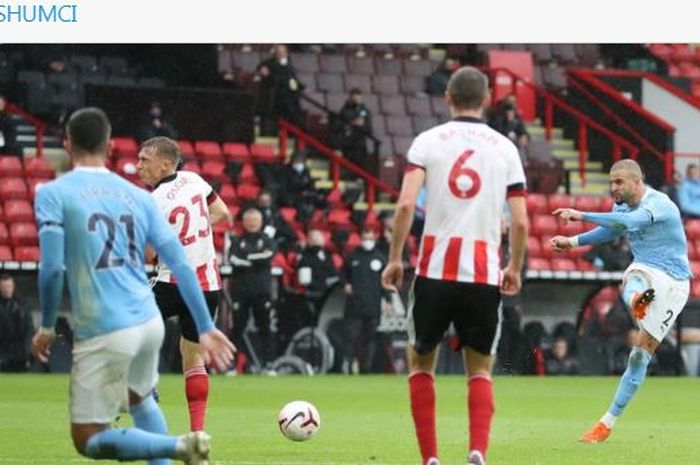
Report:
208,196,230,225
502,196,528,296
381,167,425,292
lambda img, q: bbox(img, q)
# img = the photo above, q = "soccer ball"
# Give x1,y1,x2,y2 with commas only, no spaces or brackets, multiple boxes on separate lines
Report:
277,400,321,441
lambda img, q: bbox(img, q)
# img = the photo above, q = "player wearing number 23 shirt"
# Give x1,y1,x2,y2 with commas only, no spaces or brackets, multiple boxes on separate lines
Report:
381,67,529,465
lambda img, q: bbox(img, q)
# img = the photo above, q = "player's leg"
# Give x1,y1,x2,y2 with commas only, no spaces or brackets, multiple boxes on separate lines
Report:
620,269,655,320
252,294,274,367
71,317,208,463
455,283,501,465
179,290,220,431
406,277,455,465
581,270,689,443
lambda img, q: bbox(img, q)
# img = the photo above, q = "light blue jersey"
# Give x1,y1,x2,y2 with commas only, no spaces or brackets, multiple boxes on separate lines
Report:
580,187,692,280
35,167,180,340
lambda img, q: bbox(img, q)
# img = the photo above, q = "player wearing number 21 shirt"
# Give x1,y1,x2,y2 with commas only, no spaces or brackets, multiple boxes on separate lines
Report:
382,67,528,465
136,136,231,433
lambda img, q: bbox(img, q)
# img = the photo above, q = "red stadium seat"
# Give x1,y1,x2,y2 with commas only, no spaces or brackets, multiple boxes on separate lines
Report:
194,141,223,161
539,236,556,259
237,163,258,184
574,195,602,212
0,178,28,200
218,183,237,205
567,244,593,260
326,188,343,208
13,245,40,261
380,95,406,116
222,143,251,162
576,258,596,271
372,74,400,95
685,220,700,240
4,200,33,223
200,160,228,183
181,161,201,174
250,144,277,163
385,116,414,137
347,55,375,74
527,193,549,215
550,258,577,271
689,242,698,261
111,137,139,158
527,236,543,258
236,183,260,202
531,214,559,236
177,140,195,159
344,231,361,254
405,96,433,116
559,221,585,236
0,244,11,260
548,193,574,211
317,73,344,93
0,203,3,222
9,222,38,246
279,207,298,225
527,257,550,270
332,252,344,271
319,54,347,74
691,280,700,298
0,222,8,245
27,178,51,199
690,261,700,279
23,157,55,178
328,208,352,230
600,196,614,212
344,74,372,94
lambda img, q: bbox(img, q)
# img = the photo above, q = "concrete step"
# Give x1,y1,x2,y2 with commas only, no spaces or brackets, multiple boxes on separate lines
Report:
309,168,329,180
353,202,396,211
526,125,563,138
563,159,603,171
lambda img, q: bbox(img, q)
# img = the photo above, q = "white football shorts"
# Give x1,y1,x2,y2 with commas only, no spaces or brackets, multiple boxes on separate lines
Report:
623,262,690,343
69,315,164,424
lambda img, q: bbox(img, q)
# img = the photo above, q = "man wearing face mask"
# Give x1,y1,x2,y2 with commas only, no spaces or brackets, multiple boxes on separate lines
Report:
137,101,178,144
343,228,391,373
256,44,303,135
257,190,296,252
297,229,340,317
228,206,277,369
281,153,320,226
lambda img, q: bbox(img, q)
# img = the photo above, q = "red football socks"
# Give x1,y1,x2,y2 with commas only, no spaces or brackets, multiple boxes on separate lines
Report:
409,371,438,464
184,366,209,432
468,374,494,457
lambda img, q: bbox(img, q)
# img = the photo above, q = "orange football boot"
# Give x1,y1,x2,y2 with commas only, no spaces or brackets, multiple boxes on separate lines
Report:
579,422,612,443
631,288,655,320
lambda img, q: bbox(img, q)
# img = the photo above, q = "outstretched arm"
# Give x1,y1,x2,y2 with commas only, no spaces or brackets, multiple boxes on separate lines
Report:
581,209,652,233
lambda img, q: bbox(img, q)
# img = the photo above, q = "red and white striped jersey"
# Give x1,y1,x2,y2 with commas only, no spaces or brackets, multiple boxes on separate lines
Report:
151,170,222,291
407,117,527,285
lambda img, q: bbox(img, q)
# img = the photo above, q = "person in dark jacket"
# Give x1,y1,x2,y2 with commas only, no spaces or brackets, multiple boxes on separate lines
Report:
337,88,373,171
343,228,390,373
257,189,297,252
256,44,303,134
281,153,324,226
297,229,340,317
137,101,178,144
0,274,34,372
228,206,277,368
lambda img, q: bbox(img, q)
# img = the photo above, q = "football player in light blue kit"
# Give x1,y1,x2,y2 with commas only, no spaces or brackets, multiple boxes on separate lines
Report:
30,108,235,465
550,159,692,443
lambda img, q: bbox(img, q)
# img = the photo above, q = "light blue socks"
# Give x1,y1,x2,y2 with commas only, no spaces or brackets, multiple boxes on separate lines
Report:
608,346,652,418
85,428,179,460
130,393,170,465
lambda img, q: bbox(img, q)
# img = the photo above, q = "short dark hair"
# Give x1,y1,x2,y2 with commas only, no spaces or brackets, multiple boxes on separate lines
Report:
0,273,13,282
349,88,362,96
140,136,181,166
447,66,489,111
66,107,112,156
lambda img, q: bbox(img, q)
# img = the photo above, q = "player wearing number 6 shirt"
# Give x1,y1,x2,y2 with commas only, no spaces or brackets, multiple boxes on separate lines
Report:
550,159,692,443
136,136,230,433
31,108,234,465
381,67,528,465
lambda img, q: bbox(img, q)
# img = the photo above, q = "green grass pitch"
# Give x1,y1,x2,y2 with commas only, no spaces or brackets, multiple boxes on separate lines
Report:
1,374,699,464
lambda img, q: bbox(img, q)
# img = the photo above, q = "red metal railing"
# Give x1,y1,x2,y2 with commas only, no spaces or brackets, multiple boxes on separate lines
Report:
481,67,639,185
5,100,47,157
568,69,676,181
278,119,400,210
